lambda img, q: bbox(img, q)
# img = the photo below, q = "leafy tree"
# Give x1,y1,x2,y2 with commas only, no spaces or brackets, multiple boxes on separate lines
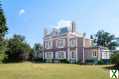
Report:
0,2,8,63
111,53,119,69
92,30,118,50
32,43,43,62
5,35,32,62
0,44,7,63
0,2,8,41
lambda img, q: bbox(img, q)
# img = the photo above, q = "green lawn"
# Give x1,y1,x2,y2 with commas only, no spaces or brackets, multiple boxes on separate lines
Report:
0,62,110,79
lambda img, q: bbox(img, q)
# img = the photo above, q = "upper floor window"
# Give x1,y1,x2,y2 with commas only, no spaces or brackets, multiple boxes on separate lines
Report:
45,40,52,49
45,41,48,48
56,39,65,48
70,38,76,47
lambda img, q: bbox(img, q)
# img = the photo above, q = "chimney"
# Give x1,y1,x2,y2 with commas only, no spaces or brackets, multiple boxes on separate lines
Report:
71,21,76,32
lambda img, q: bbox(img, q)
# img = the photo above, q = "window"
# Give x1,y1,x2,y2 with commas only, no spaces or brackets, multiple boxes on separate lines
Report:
59,40,63,47
48,41,51,48
45,41,48,48
59,52,64,58
45,52,53,59
102,51,110,59
47,52,52,58
60,27,68,34
56,39,65,48
72,52,76,58
55,51,66,59
92,51,97,57
45,40,52,49
71,51,76,58
70,39,76,47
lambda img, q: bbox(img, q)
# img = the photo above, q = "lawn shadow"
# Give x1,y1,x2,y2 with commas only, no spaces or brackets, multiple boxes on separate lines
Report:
103,64,119,70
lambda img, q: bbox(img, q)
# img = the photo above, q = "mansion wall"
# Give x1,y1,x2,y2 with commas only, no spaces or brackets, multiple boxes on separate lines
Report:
43,20,110,64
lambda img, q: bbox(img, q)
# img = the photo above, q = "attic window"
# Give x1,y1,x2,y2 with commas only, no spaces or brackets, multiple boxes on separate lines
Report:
60,27,68,34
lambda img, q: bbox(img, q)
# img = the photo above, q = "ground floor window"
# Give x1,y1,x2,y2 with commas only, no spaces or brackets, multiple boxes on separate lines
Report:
45,52,53,59
71,51,76,58
55,51,66,59
92,51,97,57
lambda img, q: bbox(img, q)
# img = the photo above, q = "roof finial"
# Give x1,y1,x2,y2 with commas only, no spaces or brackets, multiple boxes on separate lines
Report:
44,28,48,36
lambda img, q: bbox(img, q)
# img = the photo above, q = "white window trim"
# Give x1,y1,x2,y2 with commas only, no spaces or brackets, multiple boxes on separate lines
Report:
70,38,76,47
101,51,110,59
45,40,53,49
92,51,97,57
70,50,76,59
56,39,65,48
45,52,53,59
45,41,48,49
55,51,66,59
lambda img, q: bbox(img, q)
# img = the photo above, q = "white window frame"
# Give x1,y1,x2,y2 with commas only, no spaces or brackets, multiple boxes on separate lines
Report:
92,51,97,57
70,50,76,59
70,38,76,47
45,52,53,59
45,40,53,49
45,41,48,49
56,39,65,48
55,51,66,59
101,50,110,59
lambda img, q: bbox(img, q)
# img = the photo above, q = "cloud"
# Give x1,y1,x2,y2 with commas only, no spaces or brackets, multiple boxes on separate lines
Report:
19,9,25,16
55,20,72,29
112,32,119,37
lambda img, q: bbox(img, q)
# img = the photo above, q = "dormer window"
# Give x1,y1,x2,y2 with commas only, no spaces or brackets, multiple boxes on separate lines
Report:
60,27,68,34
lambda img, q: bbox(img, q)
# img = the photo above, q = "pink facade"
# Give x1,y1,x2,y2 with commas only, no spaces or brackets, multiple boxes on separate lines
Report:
43,20,110,63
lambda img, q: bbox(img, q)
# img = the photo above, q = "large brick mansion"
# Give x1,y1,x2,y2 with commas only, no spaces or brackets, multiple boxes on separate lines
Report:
43,20,110,64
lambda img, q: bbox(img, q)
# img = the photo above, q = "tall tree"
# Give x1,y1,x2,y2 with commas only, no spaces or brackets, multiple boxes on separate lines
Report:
92,30,118,50
0,2,8,41
32,43,43,59
0,2,8,63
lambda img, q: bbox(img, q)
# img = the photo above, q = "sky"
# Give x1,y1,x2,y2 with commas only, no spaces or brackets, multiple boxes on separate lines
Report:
2,0,119,46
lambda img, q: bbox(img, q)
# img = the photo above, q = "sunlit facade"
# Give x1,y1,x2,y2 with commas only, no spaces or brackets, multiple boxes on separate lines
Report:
43,20,110,63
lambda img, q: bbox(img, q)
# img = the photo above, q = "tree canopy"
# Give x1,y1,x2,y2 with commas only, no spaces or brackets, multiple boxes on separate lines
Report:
92,30,119,50
5,35,32,62
0,3,8,41
0,2,8,63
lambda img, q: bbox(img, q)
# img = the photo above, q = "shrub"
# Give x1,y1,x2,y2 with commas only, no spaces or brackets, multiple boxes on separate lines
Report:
60,59,69,63
85,59,94,64
76,60,81,64
33,58,43,63
85,59,98,64
111,53,119,64
97,59,104,65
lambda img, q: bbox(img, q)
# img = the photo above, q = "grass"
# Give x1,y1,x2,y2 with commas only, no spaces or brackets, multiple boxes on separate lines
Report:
0,62,110,79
